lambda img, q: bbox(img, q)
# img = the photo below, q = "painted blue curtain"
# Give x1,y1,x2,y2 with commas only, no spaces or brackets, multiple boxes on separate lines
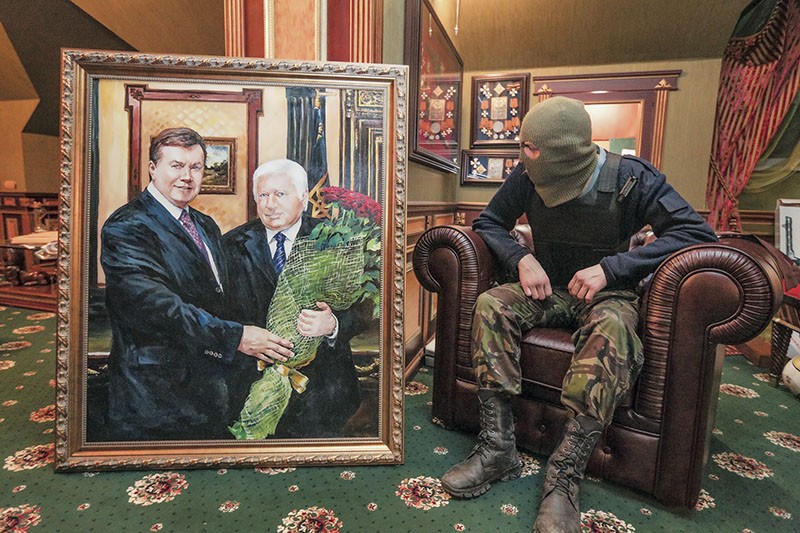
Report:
286,87,329,196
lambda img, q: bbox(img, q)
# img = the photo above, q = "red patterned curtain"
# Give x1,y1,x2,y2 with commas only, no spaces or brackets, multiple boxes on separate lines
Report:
706,0,800,231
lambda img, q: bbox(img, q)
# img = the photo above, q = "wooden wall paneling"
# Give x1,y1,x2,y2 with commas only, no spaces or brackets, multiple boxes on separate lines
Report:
404,214,427,352
433,213,454,226
327,0,383,63
698,209,775,242
230,0,322,60
272,0,320,60
404,204,459,377
224,0,246,56
404,260,423,352
404,214,428,377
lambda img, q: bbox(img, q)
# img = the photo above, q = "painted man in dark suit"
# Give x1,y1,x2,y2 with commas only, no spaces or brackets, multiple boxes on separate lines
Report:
101,128,293,441
224,159,368,438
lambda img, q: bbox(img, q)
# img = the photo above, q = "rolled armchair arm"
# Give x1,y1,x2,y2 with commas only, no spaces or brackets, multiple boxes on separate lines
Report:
631,235,784,506
635,235,784,422
412,225,495,423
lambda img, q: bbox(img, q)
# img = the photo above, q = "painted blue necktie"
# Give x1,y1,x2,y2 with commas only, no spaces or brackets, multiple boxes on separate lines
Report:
273,231,287,275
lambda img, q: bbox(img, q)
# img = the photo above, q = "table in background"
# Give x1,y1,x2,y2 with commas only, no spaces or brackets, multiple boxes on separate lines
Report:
0,241,56,312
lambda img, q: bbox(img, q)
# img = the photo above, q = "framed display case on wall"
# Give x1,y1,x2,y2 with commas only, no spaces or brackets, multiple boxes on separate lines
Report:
460,149,519,185
470,73,530,148
404,0,464,174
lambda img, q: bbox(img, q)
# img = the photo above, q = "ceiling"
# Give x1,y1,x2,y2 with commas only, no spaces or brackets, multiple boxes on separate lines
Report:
433,0,753,70
0,0,135,136
70,0,224,56
0,0,222,136
0,0,752,137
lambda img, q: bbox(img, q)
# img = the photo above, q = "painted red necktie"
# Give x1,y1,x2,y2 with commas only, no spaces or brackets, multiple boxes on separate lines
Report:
179,209,210,263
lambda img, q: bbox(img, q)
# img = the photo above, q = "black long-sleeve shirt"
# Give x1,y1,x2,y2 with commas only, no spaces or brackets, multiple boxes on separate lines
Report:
473,157,718,290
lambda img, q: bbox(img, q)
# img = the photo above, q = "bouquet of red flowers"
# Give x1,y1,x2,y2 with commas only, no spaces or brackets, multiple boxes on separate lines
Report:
310,186,382,320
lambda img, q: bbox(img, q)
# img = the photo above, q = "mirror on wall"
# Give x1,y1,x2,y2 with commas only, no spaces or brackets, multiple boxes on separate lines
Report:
532,71,680,169
585,102,642,157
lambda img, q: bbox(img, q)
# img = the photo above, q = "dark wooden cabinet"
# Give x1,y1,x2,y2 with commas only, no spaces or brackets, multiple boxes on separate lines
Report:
0,192,58,241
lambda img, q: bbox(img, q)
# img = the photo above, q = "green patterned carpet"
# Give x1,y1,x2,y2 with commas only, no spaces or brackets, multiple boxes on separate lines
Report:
0,305,798,532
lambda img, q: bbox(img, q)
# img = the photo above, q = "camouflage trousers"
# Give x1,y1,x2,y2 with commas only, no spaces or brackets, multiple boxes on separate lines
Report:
472,283,643,426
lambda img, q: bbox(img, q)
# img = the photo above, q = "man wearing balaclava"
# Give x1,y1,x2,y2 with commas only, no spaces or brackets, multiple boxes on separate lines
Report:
440,96,717,533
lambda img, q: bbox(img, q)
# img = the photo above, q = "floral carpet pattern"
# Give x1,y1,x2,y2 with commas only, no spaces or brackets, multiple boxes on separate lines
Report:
0,305,798,531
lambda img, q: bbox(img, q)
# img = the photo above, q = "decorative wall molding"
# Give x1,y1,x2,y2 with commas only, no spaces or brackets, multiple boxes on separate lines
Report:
225,0,324,60
533,70,680,168
328,0,384,62
224,0,245,56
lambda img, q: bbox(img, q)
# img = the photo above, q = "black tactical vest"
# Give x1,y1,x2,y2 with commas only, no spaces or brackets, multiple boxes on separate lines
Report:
528,152,622,288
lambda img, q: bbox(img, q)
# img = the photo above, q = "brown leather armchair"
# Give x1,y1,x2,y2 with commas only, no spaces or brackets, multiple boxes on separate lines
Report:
412,225,784,507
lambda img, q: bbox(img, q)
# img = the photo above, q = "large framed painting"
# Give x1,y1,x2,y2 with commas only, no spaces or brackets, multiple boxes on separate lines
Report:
56,50,407,471
404,0,464,173
470,73,530,148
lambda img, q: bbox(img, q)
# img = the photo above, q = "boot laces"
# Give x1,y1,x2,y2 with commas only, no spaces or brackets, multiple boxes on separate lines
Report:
477,397,502,445
467,396,509,461
478,397,496,426
471,420,499,459
545,432,592,503
548,456,579,499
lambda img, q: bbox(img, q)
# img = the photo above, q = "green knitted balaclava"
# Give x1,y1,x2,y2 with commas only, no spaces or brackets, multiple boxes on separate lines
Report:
519,96,597,207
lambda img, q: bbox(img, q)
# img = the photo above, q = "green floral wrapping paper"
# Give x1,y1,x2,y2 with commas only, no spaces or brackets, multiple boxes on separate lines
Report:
230,234,366,440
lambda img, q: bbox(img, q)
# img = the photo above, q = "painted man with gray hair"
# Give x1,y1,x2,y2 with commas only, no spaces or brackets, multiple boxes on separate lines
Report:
223,159,369,438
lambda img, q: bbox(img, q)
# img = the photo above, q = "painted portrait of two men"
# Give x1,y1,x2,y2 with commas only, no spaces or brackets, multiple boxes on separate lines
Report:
57,51,404,470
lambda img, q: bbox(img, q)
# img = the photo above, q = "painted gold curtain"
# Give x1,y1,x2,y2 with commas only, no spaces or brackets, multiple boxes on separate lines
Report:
705,0,800,231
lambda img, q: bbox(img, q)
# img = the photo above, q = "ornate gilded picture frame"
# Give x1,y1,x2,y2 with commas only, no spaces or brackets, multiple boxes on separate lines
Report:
56,49,407,471
201,138,237,194
470,73,530,148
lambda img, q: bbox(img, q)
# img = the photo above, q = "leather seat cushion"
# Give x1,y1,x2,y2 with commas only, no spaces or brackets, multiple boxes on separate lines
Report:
520,328,574,404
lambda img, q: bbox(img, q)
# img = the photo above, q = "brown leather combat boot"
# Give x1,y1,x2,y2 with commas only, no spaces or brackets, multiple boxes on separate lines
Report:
441,390,522,498
532,415,603,533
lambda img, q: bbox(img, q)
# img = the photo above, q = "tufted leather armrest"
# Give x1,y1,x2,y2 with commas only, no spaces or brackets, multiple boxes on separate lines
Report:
622,235,783,433
412,226,495,422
